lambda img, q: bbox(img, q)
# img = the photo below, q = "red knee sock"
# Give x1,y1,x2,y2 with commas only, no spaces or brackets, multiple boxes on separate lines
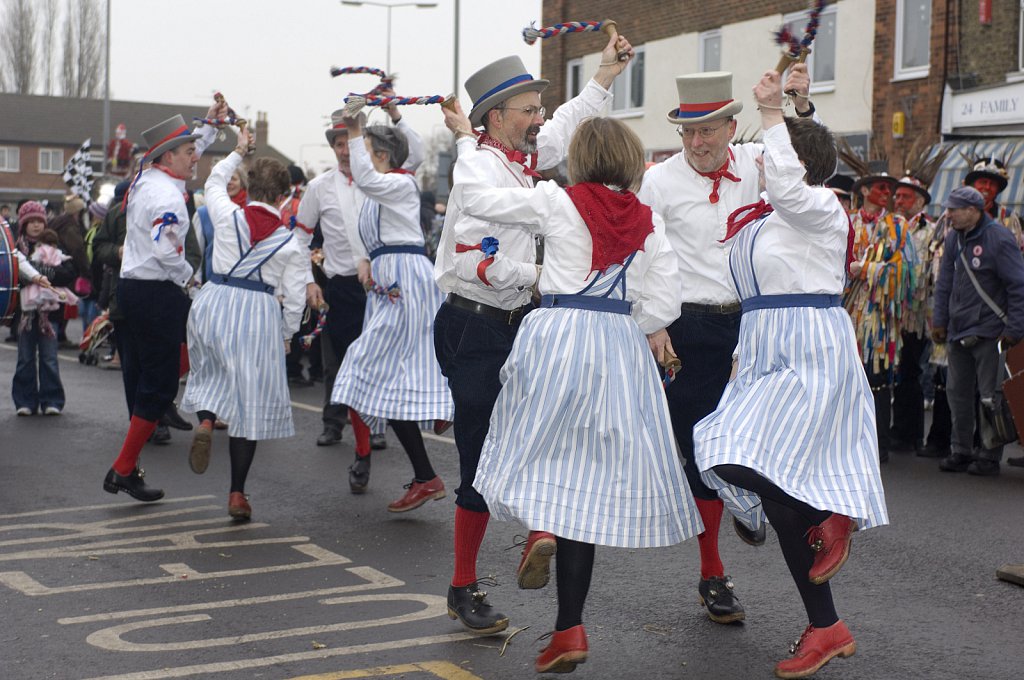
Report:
695,497,725,580
349,408,371,457
112,416,158,476
452,507,490,587
179,343,190,378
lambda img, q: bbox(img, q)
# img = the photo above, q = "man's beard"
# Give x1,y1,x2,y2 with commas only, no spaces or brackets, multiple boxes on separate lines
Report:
518,125,541,154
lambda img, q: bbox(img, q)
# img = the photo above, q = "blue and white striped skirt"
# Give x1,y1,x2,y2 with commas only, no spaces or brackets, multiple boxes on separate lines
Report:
331,252,453,424
694,306,889,531
474,307,703,548
181,283,294,440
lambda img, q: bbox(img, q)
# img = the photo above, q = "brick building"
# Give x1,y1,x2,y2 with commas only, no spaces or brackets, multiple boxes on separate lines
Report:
0,93,291,207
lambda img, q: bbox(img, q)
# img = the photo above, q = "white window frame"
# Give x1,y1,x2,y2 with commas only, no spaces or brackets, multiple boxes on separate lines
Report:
610,45,645,116
38,148,64,175
0,146,19,172
894,0,932,81
565,57,584,100
1019,0,1024,72
783,4,837,93
699,29,721,73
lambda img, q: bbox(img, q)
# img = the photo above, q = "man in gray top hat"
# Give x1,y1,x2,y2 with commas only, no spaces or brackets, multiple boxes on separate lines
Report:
435,32,634,636
638,65,812,626
102,101,226,504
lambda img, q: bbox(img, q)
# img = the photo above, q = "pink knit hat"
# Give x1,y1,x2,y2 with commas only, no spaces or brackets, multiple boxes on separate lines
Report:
17,201,47,226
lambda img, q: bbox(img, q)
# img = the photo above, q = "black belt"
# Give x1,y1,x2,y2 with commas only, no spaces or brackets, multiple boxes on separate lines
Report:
540,294,632,315
679,301,742,315
445,293,526,325
369,245,426,260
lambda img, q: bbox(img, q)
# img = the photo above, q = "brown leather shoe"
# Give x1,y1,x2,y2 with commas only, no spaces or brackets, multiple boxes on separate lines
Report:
387,476,446,513
807,514,857,585
228,492,251,520
535,625,588,674
516,531,556,589
189,423,213,474
774,620,856,678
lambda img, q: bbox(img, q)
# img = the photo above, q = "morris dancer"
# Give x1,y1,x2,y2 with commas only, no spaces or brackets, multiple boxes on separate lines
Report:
435,35,634,635
638,65,813,625
102,106,224,503
695,70,887,680
330,111,452,510
180,127,306,519
453,116,701,675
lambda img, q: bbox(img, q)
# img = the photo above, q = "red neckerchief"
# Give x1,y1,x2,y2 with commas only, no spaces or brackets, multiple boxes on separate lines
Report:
692,149,740,204
564,182,654,275
858,207,882,224
721,199,773,242
477,133,541,179
153,163,188,181
389,168,416,176
230,188,248,208
242,204,284,245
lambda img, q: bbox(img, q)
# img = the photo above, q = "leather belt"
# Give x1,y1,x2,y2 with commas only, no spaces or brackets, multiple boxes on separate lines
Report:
445,293,526,325
679,301,742,315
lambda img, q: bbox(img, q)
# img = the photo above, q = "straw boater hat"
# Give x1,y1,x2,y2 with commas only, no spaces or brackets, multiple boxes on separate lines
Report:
465,56,549,127
666,71,744,125
142,115,200,160
325,109,348,144
964,157,1010,194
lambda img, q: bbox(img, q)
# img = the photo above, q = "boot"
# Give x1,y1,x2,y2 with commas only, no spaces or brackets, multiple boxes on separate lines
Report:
535,625,588,674
446,582,509,635
348,454,371,493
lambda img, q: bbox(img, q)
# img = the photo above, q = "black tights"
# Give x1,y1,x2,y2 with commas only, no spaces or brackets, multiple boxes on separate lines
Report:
389,420,436,481
229,437,257,493
714,464,838,628
554,537,595,631
197,410,215,424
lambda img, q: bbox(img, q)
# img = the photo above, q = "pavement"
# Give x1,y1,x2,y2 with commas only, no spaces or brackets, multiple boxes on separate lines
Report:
1,336,1023,680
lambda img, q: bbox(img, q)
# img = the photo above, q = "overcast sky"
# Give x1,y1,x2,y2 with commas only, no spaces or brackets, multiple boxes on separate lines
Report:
109,0,542,173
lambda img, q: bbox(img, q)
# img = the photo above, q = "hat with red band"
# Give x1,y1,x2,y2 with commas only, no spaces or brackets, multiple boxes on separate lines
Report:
325,110,349,144
667,71,744,125
142,114,200,160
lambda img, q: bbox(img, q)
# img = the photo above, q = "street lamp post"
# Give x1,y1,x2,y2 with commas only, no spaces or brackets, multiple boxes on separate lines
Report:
340,1,438,76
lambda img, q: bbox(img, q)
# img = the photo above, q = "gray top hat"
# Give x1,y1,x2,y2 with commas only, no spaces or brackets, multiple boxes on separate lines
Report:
666,71,744,125
142,114,200,159
325,109,349,144
466,56,549,127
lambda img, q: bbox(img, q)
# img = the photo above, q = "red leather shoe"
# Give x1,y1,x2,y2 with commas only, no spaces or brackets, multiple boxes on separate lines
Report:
387,476,446,513
535,624,588,674
516,530,557,589
807,514,857,584
434,419,453,435
228,492,251,520
774,620,856,678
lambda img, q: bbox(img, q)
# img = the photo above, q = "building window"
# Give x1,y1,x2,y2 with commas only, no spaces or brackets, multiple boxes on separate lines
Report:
566,58,584,100
0,146,19,172
611,46,645,114
699,30,721,72
783,5,837,91
38,148,64,174
895,0,932,80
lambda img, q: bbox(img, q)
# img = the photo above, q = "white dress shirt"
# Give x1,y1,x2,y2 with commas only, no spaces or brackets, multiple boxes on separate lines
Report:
435,79,613,310
348,135,424,253
121,125,217,286
205,152,308,340
452,181,681,334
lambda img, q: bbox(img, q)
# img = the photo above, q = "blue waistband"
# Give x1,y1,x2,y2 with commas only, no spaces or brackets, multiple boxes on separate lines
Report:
741,293,841,312
369,245,426,260
210,274,274,295
539,294,632,315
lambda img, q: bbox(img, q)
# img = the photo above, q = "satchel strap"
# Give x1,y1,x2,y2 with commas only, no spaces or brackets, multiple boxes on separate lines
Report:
959,247,1008,324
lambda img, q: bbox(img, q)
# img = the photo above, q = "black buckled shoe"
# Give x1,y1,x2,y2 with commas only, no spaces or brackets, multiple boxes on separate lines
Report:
967,459,1000,476
149,423,171,445
160,404,193,431
348,455,371,493
447,581,509,635
698,576,745,624
733,517,766,546
370,433,388,450
939,452,973,472
316,427,342,447
103,467,165,502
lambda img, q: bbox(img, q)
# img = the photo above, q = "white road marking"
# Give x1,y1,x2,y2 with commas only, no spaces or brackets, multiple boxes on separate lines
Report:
0,496,217,521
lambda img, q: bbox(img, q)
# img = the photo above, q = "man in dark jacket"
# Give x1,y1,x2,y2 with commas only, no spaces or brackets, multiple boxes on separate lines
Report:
932,186,1024,476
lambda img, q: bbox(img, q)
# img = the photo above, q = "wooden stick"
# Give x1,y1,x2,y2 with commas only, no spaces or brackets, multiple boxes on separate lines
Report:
600,19,630,62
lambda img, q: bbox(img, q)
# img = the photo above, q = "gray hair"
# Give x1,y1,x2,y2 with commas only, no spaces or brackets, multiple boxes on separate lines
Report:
364,125,409,169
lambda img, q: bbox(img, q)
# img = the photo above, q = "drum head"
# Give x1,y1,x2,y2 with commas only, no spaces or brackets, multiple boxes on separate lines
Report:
0,221,19,324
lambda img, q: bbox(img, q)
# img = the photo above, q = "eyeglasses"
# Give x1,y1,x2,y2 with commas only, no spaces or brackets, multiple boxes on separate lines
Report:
496,105,546,119
677,119,732,139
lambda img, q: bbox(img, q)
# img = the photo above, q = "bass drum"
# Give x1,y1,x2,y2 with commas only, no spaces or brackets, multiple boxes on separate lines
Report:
1,220,19,325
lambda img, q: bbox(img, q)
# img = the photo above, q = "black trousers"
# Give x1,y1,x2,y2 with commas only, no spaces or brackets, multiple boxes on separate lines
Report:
116,279,189,422
891,332,926,445
433,301,523,513
321,275,367,431
665,308,742,501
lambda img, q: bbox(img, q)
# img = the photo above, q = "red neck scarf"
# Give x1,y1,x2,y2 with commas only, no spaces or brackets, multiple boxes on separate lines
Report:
692,150,740,204
242,204,284,246
858,207,882,224
565,183,654,275
721,199,773,242
153,163,188,181
230,188,248,208
389,167,415,176
477,133,541,179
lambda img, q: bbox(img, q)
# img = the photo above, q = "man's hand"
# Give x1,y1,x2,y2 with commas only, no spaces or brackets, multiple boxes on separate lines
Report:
753,70,785,126
284,339,292,355
341,112,366,137
783,63,811,114
932,327,948,343
206,98,229,123
999,335,1019,349
442,99,474,139
379,87,401,123
234,126,253,154
647,328,675,366
357,259,373,289
306,282,324,309
594,32,635,89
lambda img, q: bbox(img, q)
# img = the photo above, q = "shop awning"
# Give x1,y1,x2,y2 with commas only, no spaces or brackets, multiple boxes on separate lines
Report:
928,138,1023,215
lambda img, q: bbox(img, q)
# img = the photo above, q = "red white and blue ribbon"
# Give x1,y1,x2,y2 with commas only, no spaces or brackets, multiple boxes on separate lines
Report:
368,282,402,302
343,94,451,117
330,66,388,79
152,212,179,243
522,20,604,45
455,236,499,287
300,308,328,349
774,0,826,70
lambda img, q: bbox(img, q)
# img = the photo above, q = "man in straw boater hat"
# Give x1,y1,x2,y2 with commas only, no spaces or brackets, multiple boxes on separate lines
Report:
435,32,634,641
637,65,813,626
962,152,1024,251
102,102,226,502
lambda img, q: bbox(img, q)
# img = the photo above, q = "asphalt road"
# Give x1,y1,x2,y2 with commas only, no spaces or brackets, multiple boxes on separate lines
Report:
1,339,1023,680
